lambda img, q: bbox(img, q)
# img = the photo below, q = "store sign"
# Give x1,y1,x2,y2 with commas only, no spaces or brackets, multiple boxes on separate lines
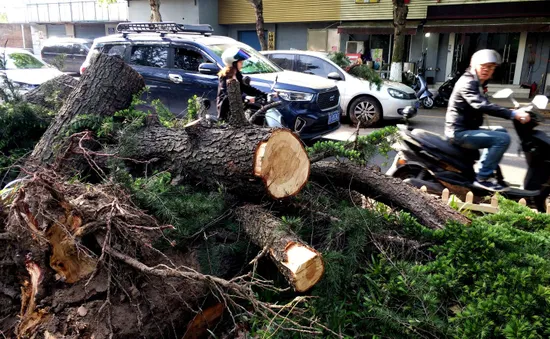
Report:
268,31,275,50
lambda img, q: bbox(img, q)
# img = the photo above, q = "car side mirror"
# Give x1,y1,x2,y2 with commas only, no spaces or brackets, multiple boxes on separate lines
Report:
328,72,343,81
198,63,219,75
243,76,251,86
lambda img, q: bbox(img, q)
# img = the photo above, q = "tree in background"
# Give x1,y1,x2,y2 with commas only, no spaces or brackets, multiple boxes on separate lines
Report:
389,0,408,82
248,0,267,50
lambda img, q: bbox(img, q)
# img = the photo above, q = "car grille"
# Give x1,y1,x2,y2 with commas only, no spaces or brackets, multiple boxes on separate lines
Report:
317,89,340,111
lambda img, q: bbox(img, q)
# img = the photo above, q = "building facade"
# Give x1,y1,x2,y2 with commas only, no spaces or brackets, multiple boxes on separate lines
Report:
3,0,128,54
127,0,227,36
219,0,550,94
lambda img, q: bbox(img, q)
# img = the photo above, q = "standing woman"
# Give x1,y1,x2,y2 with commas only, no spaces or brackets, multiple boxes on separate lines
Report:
216,47,268,121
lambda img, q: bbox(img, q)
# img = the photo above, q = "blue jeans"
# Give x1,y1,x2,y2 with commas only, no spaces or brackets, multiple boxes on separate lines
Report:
452,127,511,179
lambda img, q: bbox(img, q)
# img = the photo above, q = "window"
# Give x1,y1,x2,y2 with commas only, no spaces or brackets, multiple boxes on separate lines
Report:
296,55,339,78
102,44,127,59
268,54,294,71
207,43,281,75
4,53,47,70
72,44,88,55
129,46,168,68
173,47,207,71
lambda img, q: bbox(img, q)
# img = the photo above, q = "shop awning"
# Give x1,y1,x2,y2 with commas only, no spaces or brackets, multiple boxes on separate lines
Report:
338,21,421,35
424,17,550,34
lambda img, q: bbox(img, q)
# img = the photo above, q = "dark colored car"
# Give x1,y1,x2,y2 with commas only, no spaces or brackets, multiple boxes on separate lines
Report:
80,22,341,140
41,37,92,74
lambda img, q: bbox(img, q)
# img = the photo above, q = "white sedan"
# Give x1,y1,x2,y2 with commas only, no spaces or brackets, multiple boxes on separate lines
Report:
0,48,63,94
261,50,419,127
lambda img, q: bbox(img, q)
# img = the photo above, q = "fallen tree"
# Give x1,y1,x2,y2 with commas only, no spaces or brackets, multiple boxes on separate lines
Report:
0,53,472,338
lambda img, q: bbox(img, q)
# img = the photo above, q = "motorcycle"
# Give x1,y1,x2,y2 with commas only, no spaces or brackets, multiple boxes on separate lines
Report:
406,70,435,109
432,71,462,108
386,89,550,211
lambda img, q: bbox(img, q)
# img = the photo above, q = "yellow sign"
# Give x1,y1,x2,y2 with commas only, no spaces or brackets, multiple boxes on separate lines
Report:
268,31,276,50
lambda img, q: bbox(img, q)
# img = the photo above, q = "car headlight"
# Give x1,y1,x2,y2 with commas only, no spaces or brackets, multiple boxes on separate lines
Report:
278,90,314,102
387,88,408,99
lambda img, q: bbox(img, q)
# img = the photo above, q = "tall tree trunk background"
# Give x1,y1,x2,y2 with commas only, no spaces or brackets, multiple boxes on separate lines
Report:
390,0,408,82
249,0,267,51
150,0,162,22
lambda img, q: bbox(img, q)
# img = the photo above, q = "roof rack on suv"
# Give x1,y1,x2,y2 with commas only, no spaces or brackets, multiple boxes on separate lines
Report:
116,22,214,37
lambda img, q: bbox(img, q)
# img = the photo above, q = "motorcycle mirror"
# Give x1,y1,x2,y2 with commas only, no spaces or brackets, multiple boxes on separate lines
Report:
492,88,514,99
532,95,549,110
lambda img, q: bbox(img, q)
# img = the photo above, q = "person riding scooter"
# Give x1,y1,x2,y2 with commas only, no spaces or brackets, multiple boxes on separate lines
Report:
217,47,269,121
445,49,532,192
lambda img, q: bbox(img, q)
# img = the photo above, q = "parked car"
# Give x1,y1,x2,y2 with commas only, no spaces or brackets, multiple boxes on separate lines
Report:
0,48,63,93
261,50,419,127
80,22,340,140
41,37,92,74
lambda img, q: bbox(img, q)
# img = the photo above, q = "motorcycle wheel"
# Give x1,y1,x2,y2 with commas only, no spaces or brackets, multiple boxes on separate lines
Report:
422,97,434,109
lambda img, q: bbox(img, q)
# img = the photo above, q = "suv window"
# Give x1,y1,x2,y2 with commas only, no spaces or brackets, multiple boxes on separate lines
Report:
268,54,294,71
56,43,72,55
102,44,127,59
296,55,339,78
72,44,88,55
129,46,168,68
174,47,207,71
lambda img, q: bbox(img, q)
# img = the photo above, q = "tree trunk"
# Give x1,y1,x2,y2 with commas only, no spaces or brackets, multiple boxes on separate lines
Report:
24,74,78,111
235,205,324,292
249,0,267,51
310,162,470,230
130,118,310,200
390,0,408,82
149,0,162,22
28,53,145,167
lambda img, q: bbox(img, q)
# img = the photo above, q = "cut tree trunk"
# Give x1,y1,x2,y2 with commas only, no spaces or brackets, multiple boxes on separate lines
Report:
149,0,162,22
24,74,78,111
248,0,267,51
28,53,145,167
130,117,310,199
235,205,324,292
310,162,470,229
390,0,408,82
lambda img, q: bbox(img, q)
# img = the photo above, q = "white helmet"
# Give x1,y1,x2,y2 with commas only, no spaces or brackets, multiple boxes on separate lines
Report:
471,49,502,67
221,47,251,66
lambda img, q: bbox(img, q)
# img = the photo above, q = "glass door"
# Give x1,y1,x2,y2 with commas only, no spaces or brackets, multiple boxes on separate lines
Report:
486,33,520,84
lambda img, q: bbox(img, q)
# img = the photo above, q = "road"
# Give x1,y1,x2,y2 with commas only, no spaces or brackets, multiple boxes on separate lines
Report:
323,107,550,186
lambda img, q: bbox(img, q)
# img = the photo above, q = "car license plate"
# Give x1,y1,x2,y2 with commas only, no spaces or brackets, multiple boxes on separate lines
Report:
328,111,340,124
415,101,420,109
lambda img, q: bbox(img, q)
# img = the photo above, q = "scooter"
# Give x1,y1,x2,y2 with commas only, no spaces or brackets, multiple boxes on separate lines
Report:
410,71,435,109
386,89,550,211
432,71,462,107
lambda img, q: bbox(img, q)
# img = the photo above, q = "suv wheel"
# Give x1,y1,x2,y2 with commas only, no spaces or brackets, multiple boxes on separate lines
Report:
349,97,381,128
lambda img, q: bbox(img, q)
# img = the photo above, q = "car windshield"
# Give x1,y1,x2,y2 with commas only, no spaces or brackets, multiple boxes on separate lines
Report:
2,52,47,70
208,43,281,74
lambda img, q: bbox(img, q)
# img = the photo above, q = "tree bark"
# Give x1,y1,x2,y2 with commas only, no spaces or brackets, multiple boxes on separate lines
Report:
249,0,267,51
235,205,324,292
24,74,78,111
27,54,145,167
129,118,310,199
227,79,249,127
149,0,162,22
390,0,408,82
310,162,470,229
